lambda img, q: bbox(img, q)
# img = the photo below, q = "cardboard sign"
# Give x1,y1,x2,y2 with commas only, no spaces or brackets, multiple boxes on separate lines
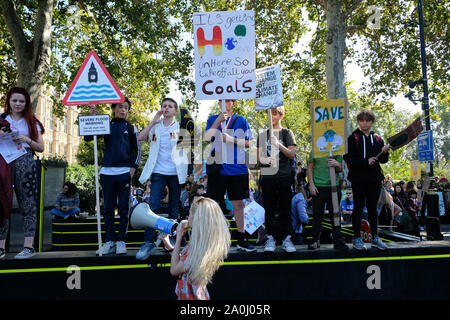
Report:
255,64,283,111
242,199,265,235
63,51,125,106
387,117,423,150
193,10,256,100
311,99,348,158
410,160,421,180
78,115,110,136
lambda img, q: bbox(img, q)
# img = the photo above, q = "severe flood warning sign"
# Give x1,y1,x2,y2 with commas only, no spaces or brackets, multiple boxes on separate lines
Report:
63,51,124,106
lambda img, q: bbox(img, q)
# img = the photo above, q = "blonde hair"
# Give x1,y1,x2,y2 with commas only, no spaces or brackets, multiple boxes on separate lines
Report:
187,197,231,287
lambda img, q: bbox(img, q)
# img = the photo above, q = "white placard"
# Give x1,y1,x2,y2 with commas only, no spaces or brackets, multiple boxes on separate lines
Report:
243,199,265,235
255,64,283,111
78,115,110,136
193,10,256,100
0,132,27,164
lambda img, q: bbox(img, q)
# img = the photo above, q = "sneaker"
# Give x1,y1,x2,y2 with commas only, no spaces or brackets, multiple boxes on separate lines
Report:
333,238,349,251
308,240,320,250
0,248,5,260
352,237,367,251
96,241,116,255
371,236,387,250
136,242,156,261
116,241,127,255
264,235,276,252
237,239,257,252
14,247,36,259
282,235,296,253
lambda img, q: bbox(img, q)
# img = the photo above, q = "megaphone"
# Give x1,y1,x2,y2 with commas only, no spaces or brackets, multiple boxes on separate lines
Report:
129,202,178,236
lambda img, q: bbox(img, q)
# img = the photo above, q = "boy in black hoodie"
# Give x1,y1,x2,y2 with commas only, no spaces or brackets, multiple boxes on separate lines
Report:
343,110,390,250
85,98,141,256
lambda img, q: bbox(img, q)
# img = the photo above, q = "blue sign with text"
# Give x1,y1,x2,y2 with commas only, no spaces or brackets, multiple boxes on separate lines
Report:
417,130,434,162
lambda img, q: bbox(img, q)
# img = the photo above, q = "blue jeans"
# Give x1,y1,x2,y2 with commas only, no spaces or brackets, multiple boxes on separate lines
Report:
144,173,180,242
100,172,131,242
51,207,80,219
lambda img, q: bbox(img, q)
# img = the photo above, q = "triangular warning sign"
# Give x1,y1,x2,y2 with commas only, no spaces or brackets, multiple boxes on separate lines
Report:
62,51,125,106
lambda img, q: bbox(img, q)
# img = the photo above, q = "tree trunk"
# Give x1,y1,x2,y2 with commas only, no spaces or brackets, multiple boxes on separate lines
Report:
2,0,55,113
324,0,347,100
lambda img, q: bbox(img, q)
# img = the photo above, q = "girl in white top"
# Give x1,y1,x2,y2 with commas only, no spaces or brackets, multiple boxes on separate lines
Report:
0,87,45,259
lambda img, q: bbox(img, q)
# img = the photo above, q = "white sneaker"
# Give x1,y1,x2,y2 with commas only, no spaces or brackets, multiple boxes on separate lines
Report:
282,235,296,253
14,247,36,259
96,241,116,255
116,241,127,255
264,235,276,252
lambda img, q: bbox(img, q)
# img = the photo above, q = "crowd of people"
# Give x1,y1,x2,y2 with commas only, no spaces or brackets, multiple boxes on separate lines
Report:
1,88,446,300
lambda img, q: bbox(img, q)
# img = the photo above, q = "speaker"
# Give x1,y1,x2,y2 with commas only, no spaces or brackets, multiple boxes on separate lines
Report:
129,202,178,236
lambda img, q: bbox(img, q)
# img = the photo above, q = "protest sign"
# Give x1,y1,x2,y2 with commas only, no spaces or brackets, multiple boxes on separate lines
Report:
255,64,283,111
311,99,348,158
193,10,256,100
387,117,423,150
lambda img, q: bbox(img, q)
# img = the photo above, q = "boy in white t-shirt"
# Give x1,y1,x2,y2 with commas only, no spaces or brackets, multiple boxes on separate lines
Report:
136,98,188,260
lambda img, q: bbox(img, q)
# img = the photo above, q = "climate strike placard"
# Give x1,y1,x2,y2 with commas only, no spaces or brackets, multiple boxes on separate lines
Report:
193,10,256,100
254,64,283,111
311,99,348,158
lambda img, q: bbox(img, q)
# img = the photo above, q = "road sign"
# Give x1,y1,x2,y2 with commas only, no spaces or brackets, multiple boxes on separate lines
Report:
417,130,434,162
78,115,110,136
63,51,124,106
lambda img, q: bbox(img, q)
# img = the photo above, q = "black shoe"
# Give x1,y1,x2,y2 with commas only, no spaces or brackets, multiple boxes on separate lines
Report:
237,239,257,252
0,248,5,260
333,239,349,251
308,240,320,250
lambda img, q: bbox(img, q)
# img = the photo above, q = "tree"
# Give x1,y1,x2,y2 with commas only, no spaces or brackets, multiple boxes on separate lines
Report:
1,0,55,111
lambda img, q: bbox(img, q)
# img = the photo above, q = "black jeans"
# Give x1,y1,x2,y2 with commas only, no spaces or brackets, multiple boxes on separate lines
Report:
100,172,131,242
352,182,381,238
261,175,293,243
311,186,342,242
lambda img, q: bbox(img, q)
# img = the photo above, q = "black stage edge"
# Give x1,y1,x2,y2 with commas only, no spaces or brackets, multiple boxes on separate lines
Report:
1,241,450,301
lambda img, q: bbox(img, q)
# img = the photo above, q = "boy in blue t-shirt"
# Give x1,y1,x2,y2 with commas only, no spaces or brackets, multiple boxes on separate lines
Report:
205,99,255,252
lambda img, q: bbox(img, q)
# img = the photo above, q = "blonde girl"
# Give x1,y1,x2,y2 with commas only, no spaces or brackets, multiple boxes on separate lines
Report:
170,197,231,300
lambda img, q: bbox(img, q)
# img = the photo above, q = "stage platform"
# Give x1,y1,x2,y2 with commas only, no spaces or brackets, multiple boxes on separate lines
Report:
1,240,450,300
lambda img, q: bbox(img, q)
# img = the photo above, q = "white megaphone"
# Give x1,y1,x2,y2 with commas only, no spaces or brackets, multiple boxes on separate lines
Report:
129,202,178,236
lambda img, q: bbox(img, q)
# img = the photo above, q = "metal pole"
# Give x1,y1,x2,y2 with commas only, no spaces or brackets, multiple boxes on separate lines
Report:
94,135,102,256
417,0,433,176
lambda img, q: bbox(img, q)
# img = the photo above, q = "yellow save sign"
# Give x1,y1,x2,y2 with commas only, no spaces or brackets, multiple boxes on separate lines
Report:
311,99,349,158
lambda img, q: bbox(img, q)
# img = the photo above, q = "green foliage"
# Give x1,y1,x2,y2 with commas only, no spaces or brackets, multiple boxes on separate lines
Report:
66,163,96,214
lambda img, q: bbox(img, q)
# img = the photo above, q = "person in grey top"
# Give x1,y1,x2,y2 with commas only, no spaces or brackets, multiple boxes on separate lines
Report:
51,182,80,219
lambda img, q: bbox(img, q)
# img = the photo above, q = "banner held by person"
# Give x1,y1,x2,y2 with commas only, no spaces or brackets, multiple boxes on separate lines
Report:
255,64,283,137
311,98,349,224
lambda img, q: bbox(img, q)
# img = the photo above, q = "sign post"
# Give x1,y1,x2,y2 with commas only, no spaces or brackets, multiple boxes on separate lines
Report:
63,51,124,255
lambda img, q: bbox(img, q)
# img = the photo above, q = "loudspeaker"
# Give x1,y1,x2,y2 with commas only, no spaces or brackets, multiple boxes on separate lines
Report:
129,202,178,236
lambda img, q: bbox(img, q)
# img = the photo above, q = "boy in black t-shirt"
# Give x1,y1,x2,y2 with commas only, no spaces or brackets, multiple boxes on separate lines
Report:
257,107,297,252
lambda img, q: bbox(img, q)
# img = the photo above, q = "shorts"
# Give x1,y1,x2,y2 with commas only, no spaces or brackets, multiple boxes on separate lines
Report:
207,174,249,201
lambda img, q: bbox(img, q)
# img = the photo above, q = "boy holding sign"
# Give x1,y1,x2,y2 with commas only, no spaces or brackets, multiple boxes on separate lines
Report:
257,106,297,252
205,99,255,252
343,110,390,250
